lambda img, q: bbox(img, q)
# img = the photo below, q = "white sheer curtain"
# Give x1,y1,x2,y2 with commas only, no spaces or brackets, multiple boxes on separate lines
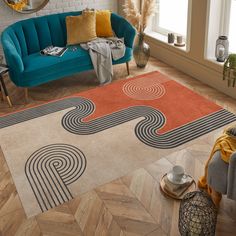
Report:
229,0,236,52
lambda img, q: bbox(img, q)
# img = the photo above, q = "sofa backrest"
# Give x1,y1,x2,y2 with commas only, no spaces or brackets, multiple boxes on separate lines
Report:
3,12,83,57
2,11,130,58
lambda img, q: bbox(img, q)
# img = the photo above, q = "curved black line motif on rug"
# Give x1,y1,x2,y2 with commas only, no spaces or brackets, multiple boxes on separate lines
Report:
61,97,236,149
0,96,236,149
25,144,86,212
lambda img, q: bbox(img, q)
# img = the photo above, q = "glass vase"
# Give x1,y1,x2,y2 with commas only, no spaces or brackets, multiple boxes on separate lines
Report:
133,33,150,68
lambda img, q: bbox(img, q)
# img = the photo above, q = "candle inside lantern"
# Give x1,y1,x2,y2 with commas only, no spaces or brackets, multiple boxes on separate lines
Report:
218,47,225,57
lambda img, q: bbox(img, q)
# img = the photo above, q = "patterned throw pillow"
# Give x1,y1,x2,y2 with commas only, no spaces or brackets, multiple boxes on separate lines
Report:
66,11,97,45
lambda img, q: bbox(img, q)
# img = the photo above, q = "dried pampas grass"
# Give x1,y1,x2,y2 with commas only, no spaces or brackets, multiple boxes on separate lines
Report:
123,0,157,33
141,0,157,32
123,0,141,31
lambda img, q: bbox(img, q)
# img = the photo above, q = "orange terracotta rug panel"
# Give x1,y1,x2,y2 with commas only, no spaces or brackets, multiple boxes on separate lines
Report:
0,71,236,217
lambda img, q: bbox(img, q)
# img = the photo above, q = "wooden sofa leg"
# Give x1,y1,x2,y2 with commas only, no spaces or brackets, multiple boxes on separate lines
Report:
126,62,130,76
6,96,13,108
24,88,29,103
0,75,12,107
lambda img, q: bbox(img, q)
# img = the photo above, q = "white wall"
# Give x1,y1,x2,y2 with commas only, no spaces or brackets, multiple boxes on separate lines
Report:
0,0,117,54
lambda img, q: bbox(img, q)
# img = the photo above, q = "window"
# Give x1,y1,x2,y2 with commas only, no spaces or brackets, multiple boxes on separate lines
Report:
227,0,236,52
219,0,236,53
206,0,236,61
153,0,190,38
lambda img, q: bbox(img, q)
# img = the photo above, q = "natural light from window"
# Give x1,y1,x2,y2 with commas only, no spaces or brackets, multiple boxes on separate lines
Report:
158,0,188,36
229,0,236,53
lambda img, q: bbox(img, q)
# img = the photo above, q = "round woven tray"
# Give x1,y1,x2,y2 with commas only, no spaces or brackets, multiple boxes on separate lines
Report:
159,173,196,200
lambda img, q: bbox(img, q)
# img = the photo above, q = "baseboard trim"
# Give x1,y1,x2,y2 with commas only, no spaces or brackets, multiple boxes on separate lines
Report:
147,39,236,99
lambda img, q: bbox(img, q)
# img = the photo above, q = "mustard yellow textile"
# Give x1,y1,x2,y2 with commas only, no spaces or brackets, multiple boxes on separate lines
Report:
66,11,97,45
96,10,113,37
8,0,27,11
198,127,236,205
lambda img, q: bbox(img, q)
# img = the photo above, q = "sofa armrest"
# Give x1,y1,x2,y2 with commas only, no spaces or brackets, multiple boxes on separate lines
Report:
227,152,236,200
207,150,228,194
111,13,136,49
229,152,236,163
1,34,24,74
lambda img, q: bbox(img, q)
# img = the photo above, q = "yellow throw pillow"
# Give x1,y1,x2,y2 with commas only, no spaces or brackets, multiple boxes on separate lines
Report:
66,12,97,45
96,10,113,37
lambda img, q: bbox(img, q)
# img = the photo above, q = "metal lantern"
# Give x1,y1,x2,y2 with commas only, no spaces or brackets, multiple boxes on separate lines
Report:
215,36,229,62
178,191,217,236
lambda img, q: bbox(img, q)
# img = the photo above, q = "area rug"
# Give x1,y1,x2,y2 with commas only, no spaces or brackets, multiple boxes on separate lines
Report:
0,71,236,218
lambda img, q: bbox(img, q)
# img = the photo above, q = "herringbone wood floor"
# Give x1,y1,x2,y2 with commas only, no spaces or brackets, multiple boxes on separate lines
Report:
0,58,236,235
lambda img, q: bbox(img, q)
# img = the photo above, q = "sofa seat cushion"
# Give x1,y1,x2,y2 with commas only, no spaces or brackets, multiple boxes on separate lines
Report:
18,46,132,87
23,46,92,73
19,46,93,87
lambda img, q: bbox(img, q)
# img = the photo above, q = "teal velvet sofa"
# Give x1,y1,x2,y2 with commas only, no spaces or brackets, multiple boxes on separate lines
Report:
1,11,136,88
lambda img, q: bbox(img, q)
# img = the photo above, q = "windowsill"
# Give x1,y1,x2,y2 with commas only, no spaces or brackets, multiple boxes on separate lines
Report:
145,31,188,52
206,57,224,68
145,31,224,74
